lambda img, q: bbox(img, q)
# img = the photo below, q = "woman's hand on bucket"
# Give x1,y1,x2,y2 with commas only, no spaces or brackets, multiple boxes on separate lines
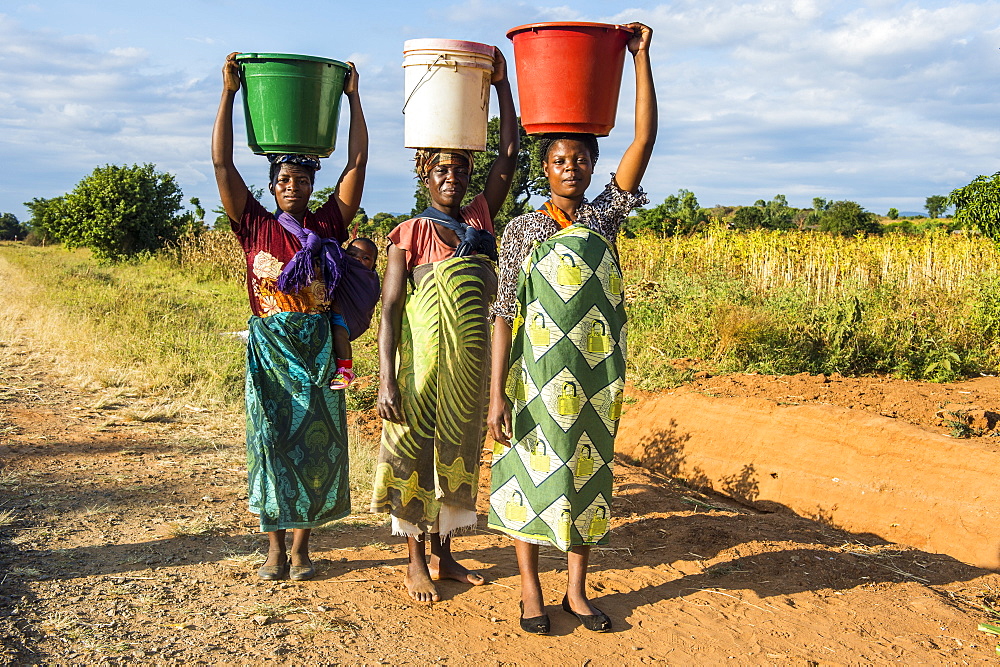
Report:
624,22,653,55
344,61,359,96
490,47,508,85
223,52,241,92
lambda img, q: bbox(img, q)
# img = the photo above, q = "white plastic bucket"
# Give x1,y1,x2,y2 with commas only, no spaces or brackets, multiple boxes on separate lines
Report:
402,39,494,150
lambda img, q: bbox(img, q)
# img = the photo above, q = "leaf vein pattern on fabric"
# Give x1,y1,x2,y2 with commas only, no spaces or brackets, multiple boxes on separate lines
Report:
371,256,497,529
245,312,350,532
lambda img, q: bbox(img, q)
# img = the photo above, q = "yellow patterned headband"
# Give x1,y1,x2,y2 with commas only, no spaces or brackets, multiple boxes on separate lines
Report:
415,149,474,179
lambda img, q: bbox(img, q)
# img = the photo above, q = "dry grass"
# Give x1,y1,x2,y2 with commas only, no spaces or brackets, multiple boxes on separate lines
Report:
0,470,21,489
619,228,1000,386
347,423,379,512
620,226,1000,298
161,229,245,283
164,518,215,538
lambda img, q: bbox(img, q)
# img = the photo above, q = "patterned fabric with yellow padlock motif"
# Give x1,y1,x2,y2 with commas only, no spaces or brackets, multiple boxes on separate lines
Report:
487,219,632,551
588,505,609,538
607,390,623,420
586,319,611,354
575,443,595,477
608,266,623,295
528,312,550,346
558,510,574,543
514,367,528,402
556,253,582,286
505,490,528,522
530,439,550,472
557,381,580,416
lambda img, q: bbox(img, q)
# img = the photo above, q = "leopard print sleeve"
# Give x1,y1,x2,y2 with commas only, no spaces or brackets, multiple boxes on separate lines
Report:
491,212,560,326
579,175,650,245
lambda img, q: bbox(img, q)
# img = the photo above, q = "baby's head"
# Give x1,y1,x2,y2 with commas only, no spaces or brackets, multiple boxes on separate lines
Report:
346,237,378,270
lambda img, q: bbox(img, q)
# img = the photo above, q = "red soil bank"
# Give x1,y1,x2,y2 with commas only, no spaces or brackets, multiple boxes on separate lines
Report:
617,387,1000,570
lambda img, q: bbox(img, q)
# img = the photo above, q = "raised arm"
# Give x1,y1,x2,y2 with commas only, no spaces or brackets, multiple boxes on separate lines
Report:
330,64,369,223
212,52,249,222
614,23,657,194
482,48,519,218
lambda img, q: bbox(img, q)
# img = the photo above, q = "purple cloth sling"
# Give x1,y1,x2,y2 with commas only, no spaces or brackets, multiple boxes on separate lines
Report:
274,209,381,341
338,255,381,341
274,210,345,302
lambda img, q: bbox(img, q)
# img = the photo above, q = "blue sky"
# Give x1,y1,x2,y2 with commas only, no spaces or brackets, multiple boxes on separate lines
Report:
2,0,999,222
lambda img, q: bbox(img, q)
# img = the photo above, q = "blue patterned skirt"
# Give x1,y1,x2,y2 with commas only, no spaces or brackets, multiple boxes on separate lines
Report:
245,311,350,532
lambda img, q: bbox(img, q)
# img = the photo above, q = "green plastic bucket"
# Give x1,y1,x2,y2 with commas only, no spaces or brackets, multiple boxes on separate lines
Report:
235,53,351,157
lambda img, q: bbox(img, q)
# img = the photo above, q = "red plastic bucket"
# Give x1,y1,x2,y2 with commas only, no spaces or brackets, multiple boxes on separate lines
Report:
507,22,631,136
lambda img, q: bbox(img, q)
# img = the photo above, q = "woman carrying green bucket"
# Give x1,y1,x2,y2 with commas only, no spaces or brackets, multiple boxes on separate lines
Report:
486,23,657,633
212,51,369,581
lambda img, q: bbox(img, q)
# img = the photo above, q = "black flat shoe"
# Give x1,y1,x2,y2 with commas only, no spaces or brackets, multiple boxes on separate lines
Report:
562,595,612,632
289,562,315,581
519,601,551,634
257,562,289,581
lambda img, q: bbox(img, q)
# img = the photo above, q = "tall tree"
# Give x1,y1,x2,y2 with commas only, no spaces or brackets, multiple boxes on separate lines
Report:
309,186,337,212
214,184,264,227
0,213,24,240
818,200,881,236
925,195,948,218
731,205,766,230
23,196,68,245
57,163,185,262
732,195,795,230
628,189,708,236
950,172,1000,240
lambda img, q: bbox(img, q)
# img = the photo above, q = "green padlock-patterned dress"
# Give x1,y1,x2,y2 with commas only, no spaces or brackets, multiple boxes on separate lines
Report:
487,222,627,550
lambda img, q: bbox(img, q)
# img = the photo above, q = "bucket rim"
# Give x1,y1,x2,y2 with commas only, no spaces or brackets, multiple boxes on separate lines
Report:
506,21,632,40
403,38,494,57
235,52,350,68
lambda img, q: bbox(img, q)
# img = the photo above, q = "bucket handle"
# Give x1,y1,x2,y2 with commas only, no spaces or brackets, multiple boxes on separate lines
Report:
402,54,457,115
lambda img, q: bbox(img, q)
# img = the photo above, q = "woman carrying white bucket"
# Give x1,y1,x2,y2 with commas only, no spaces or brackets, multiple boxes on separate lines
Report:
372,46,518,603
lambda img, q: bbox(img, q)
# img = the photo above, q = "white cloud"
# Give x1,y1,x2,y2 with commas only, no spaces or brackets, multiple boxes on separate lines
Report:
2,1,1000,221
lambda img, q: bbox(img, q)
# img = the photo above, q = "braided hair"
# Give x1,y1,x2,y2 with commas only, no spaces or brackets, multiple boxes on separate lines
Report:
537,133,600,167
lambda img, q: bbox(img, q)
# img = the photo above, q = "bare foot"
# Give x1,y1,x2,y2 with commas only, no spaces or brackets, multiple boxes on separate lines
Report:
405,561,440,602
429,555,486,586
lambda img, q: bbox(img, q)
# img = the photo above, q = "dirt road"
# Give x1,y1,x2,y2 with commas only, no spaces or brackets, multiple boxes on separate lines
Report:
1,339,999,665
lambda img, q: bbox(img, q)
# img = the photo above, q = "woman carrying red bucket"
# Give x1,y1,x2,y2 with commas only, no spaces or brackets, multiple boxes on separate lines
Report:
487,22,657,634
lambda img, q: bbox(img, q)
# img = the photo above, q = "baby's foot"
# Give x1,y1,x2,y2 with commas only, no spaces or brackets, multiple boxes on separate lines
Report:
330,367,355,390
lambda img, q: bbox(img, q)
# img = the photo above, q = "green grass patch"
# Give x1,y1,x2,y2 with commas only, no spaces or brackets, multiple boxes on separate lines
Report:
0,243,380,409
620,229,1000,388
